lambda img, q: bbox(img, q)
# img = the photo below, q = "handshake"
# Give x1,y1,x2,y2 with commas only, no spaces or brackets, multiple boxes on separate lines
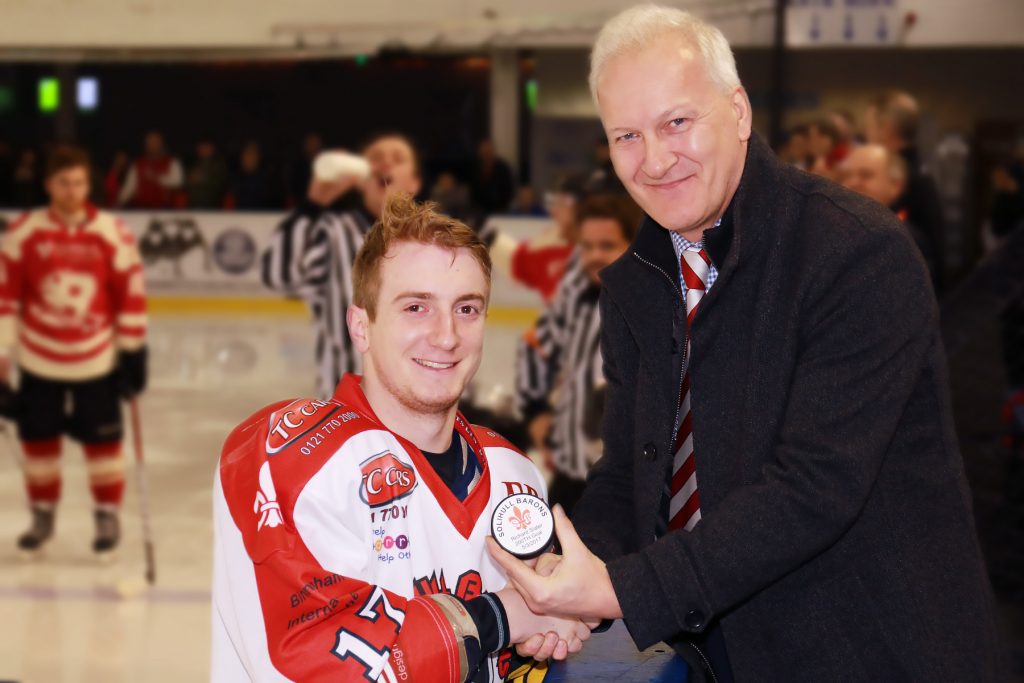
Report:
486,505,624,662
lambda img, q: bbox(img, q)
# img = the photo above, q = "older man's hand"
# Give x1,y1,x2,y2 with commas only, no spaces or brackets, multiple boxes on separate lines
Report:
487,505,623,622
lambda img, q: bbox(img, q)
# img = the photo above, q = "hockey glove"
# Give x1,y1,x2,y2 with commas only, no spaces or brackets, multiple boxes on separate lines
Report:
117,347,148,400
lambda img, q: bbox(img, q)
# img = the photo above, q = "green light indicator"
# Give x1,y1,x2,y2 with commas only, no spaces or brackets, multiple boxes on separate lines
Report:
0,86,14,113
38,77,59,113
355,54,369,67
525,78,538,112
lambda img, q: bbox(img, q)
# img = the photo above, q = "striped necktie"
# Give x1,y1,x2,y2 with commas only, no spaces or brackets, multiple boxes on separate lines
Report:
669,246,711,532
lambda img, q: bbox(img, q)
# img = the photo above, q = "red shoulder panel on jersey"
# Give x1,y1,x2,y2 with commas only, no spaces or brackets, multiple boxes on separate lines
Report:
471,424,527,458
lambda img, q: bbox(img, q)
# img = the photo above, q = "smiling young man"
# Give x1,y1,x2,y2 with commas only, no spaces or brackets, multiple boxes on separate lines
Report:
214,195,591,682
489,5,1004,682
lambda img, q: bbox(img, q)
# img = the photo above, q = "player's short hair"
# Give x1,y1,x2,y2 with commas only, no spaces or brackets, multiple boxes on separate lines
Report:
868,89,920,143
576,193,643,243
359,131,422,177
353,194,491,320
46,145,91,179
590,4,740,101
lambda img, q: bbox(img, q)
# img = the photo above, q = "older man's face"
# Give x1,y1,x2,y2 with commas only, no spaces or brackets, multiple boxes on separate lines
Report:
597,35,751,240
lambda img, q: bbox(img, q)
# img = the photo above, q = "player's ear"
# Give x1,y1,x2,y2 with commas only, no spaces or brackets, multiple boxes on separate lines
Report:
347,305,371,353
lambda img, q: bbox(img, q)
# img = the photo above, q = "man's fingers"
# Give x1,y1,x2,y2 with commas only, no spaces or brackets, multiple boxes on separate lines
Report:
552,504,588,556
486,537,544,604
533,632,559,661
567,636,584,654
515,634,545,657
552,639,569,661
535,552,562,577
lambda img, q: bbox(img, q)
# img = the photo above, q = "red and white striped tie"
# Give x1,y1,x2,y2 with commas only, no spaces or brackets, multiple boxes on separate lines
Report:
669,247,711,532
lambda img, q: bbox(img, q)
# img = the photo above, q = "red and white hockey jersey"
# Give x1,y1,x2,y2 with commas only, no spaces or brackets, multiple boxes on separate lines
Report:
0,206,147,380
212,374,548,682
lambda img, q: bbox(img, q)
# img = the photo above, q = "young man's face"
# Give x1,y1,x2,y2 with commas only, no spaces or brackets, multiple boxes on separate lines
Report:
362,137,422,218
597,35,751,240
45,166,90,215
579,217,630,285
353,241,488,415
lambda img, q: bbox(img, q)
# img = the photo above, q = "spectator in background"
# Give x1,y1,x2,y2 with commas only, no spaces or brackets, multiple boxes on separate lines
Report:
229,141,279,210
429,171,472,221
517,193,641,515
586,138,625,195
807,117,840,178
840,144,935,278
480,172,588,304
11,148,44,208
778,123,810,170
469,138,515,216
118,130,184,209
185,140,228,209
509,185,546,217
865,89,946,291
0,140,13,206
102,151,130,208
991,146,1024,239
828,108,857,162
286,133,323,206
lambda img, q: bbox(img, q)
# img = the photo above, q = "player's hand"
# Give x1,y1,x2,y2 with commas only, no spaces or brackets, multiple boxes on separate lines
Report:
488,505,623,622
307,176,358,207
496,586,591,661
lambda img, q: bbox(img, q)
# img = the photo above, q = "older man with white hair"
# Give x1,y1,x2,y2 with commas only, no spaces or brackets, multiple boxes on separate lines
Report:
488,5,1005,681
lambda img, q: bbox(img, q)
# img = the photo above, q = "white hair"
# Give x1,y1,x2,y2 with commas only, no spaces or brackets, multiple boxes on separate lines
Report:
589,4,741,101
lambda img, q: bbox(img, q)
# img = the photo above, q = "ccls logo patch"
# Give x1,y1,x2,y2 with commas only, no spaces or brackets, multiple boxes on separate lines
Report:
360,451,418,508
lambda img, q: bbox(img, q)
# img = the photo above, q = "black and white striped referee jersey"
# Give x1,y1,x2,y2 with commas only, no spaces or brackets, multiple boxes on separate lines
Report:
516,254,607,482
262,202,374,398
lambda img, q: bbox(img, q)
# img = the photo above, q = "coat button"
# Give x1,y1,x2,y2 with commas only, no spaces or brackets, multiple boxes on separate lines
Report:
684,610,705,631
642,442,657,460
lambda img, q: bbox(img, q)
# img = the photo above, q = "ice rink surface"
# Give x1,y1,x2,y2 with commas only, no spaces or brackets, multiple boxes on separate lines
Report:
0,310,538,682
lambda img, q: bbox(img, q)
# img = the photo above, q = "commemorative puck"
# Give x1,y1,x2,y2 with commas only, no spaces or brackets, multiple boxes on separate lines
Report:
490,493,555,560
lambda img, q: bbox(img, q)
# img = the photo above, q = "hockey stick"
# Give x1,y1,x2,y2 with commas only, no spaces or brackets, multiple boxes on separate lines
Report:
129,399,156,585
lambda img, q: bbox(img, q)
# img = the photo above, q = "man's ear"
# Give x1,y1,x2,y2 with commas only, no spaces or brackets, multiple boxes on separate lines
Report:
347,305,371,354
732,87,753,142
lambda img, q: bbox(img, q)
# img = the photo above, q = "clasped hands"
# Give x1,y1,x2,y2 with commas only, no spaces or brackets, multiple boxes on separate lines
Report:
488,505,624,662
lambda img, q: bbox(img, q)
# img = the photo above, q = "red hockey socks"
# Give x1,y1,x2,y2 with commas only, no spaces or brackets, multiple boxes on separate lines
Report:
22,438,62,505
83,441,125,507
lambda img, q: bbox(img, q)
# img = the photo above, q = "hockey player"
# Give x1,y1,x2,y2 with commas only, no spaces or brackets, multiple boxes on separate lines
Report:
480,173,587,304
213,195,593,682
0,146,147,554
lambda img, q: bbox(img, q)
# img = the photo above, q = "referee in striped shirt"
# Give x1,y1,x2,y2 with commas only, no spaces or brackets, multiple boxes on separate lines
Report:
262,134,422,398
517,193,641,514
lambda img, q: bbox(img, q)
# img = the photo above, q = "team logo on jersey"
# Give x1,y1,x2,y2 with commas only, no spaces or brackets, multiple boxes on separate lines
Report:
265,399,332,455
359,451,417,508
254,460,284,531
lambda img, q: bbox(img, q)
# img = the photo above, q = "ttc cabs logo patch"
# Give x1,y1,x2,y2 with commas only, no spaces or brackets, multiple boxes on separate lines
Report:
359,451,417,508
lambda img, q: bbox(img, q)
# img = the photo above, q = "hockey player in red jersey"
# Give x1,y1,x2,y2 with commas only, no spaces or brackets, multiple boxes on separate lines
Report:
0,146,148,554
213,194,593,682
